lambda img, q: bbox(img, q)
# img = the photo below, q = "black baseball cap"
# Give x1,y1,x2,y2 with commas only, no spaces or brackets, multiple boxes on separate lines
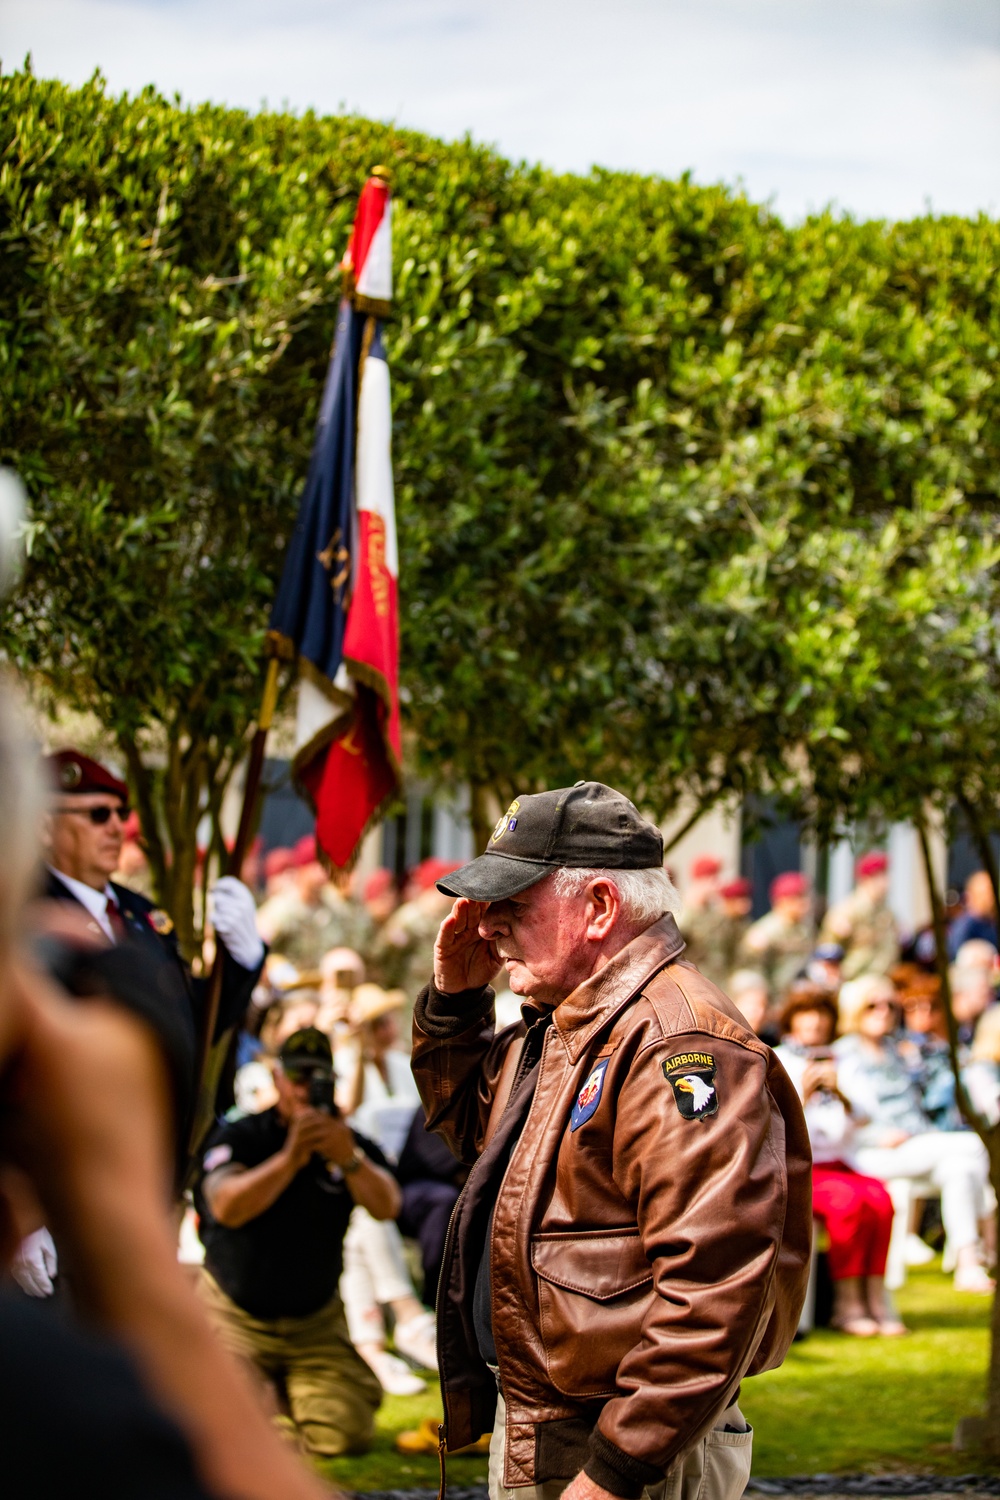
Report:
279,1027,333,1072
437,781,664,903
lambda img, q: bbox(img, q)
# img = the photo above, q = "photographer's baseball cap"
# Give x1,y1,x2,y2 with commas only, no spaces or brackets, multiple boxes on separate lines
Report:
436,781,664,903
279,1027,333,1073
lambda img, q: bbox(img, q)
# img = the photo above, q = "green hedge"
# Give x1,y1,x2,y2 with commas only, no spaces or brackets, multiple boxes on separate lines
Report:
2,67,999,915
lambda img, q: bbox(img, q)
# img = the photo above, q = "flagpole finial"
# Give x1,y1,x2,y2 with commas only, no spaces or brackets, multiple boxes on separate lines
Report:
370,165,392,185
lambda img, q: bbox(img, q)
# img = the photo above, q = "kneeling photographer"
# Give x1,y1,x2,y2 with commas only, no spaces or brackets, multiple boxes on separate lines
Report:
196,1028,398,1458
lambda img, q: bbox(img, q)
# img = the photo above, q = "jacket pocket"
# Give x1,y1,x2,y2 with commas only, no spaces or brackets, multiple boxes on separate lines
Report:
531,1229,653,1399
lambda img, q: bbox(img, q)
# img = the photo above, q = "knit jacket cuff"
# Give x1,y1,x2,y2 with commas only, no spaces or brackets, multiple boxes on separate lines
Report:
584,1431,664,1500
414,982,495,1039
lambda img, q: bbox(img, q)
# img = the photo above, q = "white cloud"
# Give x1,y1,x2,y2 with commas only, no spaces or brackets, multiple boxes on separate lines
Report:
3,0,999,219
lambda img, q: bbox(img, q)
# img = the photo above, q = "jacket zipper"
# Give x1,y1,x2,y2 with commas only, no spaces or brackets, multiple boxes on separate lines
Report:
491,1021,554,1416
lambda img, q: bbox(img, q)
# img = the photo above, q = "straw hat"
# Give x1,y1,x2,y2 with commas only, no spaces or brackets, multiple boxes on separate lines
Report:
350,983,407,1027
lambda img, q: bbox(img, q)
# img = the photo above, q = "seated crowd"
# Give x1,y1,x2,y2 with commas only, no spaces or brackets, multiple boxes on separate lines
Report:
12,754,998,1478
680,852,998,1341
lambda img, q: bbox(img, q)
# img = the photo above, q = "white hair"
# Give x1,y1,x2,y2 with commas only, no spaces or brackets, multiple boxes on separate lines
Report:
552,865,680,927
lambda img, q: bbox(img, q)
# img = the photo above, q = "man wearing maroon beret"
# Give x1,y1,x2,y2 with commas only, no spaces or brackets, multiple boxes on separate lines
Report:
716,877,753,983
40,749,265,1122
13,750,265,1301
676,855,727,986
820,851,898,980
739,871,815,996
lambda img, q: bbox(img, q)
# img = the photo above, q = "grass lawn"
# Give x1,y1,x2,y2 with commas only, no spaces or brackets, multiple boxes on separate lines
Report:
319,1262,994,1492
743,1262,992,1475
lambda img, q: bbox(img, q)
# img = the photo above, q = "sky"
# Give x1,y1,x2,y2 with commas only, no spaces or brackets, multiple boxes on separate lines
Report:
3,0,999,222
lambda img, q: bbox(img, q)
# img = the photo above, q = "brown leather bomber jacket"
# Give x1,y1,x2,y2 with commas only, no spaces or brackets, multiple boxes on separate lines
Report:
412,915,812,1495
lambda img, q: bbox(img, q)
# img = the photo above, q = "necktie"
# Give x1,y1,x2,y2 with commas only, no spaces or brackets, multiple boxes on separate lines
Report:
105,895,128,944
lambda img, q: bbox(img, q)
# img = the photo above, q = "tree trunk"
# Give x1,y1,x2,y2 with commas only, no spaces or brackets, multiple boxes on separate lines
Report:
917,814,1000,1454
662,795,715,858
469,781,498,857
958,791,1000,937
118,735,169,907
990,1141,1000,1455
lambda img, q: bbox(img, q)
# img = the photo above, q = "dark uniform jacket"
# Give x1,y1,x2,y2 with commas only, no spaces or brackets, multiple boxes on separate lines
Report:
43,869,263,1153
412,915,812,1494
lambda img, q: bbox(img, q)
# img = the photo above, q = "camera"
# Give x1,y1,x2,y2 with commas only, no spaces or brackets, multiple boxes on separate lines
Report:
307,1068,336,1115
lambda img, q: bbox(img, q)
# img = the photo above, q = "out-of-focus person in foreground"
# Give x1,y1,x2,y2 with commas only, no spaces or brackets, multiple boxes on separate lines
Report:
413,781,811,1500
0,703,332,1499
0,467,329,1499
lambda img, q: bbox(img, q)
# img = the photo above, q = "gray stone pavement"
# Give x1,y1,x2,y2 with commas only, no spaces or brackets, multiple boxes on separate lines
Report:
352,1481,1000,1500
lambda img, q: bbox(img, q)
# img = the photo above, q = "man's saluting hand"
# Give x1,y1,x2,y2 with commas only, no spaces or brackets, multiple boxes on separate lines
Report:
433,898,500,995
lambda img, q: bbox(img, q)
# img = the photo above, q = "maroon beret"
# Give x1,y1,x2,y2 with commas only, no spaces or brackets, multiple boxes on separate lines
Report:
770,870,810,903
292,833,319,868
690,854,722,880
719,877,752,899
45,749,128,801
856,851,889,878
264,847,295,880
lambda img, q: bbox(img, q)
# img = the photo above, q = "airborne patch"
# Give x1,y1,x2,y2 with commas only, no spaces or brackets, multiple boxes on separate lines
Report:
663,1053,719,1121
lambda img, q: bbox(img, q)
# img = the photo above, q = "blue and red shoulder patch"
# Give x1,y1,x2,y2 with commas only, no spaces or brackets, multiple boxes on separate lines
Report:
570,1057,611,1131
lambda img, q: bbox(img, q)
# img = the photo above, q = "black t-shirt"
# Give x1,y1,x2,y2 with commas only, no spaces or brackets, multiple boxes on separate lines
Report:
196,1108,387,1319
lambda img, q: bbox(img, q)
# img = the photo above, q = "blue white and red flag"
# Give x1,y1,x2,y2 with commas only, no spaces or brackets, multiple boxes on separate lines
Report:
268,170,401,868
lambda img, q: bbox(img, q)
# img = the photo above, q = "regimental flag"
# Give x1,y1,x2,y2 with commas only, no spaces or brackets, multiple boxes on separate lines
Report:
268,169,401,869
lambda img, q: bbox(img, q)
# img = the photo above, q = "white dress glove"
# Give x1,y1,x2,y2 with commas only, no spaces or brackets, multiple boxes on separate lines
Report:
11,1227,58,1297
209,876,265,970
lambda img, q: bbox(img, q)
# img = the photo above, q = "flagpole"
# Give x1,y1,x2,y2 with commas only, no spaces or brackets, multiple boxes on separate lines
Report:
186,653,280,1161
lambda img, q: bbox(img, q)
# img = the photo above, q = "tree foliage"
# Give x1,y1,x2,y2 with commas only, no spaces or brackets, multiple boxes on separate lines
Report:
2,66,1000,917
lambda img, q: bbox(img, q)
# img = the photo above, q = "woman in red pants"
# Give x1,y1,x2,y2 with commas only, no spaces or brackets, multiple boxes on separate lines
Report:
775,985,905,1337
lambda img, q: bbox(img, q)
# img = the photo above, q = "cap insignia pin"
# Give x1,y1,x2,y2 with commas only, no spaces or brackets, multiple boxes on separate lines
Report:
491,799,520,843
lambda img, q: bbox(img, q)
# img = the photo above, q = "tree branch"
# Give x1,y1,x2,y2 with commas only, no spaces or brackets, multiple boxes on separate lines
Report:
662,792,720,857
915,811,992,1143
958,789,1000,923
118,735,168,906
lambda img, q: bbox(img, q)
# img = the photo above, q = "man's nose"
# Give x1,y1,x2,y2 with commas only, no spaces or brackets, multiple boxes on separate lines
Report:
479,904,508,939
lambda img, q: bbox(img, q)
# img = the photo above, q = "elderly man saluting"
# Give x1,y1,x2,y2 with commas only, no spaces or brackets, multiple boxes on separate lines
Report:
413,782,811,1500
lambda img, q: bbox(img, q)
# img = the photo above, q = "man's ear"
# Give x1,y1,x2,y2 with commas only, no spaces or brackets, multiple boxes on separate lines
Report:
584,879,619,941
40,813,53,852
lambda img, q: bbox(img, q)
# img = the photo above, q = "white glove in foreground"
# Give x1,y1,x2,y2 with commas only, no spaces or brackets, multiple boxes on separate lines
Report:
209,876,265,970
11,1227,58,1297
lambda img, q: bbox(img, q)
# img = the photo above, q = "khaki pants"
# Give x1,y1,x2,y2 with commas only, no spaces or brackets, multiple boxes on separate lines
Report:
198,1271,381,1457
488,1392,752,1500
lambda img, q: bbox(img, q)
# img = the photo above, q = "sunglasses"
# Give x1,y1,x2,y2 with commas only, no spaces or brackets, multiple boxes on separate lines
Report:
58,803,130,825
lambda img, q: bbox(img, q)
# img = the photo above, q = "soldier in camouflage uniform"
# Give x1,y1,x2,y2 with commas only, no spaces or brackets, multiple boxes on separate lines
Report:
716,877,753,985
739,871,814,999
820,851,898,981
677,855,725,985
256,839,374,972
367,859,459,1016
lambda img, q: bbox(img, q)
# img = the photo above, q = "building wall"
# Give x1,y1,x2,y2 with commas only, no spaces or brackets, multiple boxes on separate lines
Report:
661,799,742,902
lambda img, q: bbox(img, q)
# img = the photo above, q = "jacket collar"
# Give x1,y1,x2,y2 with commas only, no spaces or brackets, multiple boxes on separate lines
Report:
551,913,686,1063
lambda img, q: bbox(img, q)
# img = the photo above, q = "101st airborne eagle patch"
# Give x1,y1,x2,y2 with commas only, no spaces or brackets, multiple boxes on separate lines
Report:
663,1052,719,1120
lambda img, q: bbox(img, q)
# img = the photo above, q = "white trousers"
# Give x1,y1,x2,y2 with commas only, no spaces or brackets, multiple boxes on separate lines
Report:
855,1130,988,1253
488,1392,752,1500
339,1207,417,1347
